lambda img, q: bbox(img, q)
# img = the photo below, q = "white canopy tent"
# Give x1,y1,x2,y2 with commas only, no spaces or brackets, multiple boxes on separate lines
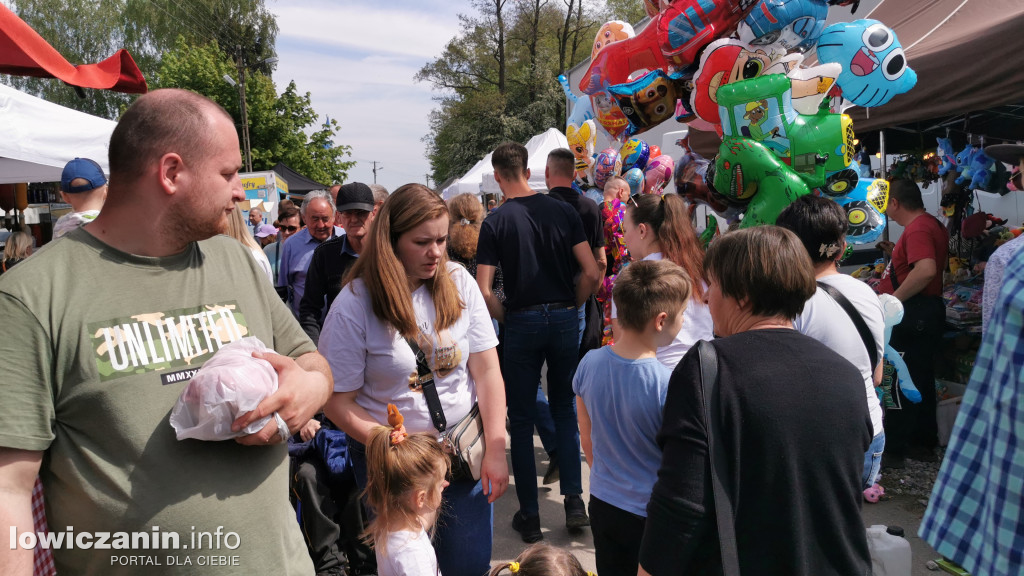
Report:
0,82,117,184
480,128,569,195
441,152,493,200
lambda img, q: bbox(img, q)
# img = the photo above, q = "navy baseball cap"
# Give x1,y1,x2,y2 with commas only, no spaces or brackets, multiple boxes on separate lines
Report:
61,158,107,194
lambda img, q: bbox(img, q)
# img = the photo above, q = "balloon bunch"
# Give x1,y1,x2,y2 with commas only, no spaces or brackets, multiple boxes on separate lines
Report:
589,138,675,196
561,0,917,239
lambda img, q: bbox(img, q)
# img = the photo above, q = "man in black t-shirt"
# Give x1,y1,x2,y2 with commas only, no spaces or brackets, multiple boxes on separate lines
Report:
477,142,601,543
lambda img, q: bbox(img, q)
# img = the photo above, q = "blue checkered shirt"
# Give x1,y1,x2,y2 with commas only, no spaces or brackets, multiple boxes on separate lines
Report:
919,249,1024,575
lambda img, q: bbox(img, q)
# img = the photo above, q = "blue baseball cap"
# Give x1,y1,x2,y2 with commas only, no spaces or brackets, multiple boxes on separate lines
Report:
61,158,107,194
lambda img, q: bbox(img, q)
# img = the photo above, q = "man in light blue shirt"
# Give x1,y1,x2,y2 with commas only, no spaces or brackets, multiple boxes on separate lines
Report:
277,190,342,317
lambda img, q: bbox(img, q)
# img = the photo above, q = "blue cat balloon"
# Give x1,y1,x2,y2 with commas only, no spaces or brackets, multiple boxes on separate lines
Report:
816,19,916,107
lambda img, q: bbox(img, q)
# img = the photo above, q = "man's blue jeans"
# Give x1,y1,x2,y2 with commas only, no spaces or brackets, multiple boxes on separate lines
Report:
533,306,585,457
503,305,583,517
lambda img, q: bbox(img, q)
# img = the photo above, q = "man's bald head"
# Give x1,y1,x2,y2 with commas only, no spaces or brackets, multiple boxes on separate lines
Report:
109,89,234,183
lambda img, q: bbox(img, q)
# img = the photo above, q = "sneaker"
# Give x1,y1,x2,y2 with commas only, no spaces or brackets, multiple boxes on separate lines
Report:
543,452,560,485
564,495,590,530
512,511,543,543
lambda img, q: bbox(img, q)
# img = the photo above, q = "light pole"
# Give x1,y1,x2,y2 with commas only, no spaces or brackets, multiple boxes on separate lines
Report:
223,53,278,173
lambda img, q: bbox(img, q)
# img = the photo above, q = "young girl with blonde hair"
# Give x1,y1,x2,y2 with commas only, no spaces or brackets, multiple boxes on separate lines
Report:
224,205,274,283
489,543,590,576
321,183,507,576
366,405,450,576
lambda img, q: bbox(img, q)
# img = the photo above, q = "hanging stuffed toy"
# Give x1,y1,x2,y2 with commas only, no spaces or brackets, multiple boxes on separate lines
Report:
936,137,956,176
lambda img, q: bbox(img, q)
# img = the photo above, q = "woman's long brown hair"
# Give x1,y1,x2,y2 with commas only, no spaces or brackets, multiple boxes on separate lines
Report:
343,183,464,337
627,193,706,299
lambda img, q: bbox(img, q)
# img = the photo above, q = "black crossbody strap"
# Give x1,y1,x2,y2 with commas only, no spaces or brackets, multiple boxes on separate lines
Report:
817,281,879,369
405,336,447,433
696,340,741,576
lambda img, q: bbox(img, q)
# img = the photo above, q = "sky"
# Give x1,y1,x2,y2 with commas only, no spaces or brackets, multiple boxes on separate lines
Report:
270,1,466,192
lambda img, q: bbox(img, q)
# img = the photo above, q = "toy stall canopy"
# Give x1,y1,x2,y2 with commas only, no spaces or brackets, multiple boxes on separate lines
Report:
442,152,493,200
0,82,117,184
270,162,329,200
844,0,1024,151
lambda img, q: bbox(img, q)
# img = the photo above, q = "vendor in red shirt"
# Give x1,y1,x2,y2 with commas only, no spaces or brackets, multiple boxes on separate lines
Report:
875,178,948,469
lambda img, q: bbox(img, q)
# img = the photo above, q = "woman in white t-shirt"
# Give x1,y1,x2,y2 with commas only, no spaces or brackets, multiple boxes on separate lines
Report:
320,184,508,576
616,193,714,367
778,195,887,498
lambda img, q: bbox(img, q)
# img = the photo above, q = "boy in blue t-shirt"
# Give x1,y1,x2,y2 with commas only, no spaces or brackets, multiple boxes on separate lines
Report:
573,259,692,576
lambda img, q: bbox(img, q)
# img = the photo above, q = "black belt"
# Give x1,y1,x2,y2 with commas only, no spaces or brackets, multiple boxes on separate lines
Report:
510,301,576,312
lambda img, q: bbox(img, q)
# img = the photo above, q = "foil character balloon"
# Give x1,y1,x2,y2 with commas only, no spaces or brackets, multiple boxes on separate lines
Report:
737,0,828,53
710,138,811,227
607,70,693,138
591,20,635,60
835,177,888,244
593,148,622,191
558,74,595,130
579,0,759,96
623,167,645,196
649,144,662,159
619,138,651,173
645,155,675,194
816,19,916,107
567,120,597,185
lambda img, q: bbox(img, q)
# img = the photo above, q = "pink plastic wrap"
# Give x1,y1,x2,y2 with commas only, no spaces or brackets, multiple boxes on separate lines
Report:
170,337,289,441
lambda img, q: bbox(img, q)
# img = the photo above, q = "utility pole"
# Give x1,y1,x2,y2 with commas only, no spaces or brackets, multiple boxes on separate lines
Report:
372,161,383,184
236,46,253,173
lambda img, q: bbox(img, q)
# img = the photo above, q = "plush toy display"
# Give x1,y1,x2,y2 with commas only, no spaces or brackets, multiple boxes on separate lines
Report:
967,149,995,191
936,137,957,176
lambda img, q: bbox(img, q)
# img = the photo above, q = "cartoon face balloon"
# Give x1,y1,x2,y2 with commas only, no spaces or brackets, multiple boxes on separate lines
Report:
592,20,635,59
593,148,622,191
567,120,597,184
619,138,651,173
816,19,917,107
737,0,828,53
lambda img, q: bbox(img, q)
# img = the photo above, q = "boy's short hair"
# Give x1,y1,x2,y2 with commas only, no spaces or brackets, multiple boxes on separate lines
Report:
604,176,627,194
492,141,529,182
613,260,692,332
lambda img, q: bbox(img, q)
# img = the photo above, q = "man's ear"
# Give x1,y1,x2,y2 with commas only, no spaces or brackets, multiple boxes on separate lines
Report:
158,152,186,196
525,168,531,181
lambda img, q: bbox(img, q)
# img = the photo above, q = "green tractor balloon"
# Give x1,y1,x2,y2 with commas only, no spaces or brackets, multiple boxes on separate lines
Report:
710,73,856,227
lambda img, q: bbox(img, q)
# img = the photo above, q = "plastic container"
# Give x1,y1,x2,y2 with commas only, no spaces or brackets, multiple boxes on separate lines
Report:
866,525,912,576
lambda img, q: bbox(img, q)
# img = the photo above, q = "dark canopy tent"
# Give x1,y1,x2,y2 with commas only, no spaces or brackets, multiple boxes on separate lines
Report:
271,162,329,199
691,0,1024,155
846,0,1024,152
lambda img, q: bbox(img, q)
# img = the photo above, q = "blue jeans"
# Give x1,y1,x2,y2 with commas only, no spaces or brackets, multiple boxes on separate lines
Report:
348,439,493,576
862,431,886,489
503,305,583,516
533,307,585,457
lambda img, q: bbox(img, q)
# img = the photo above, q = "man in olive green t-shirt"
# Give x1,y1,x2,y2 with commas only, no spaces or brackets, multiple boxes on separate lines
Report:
0,89,332,575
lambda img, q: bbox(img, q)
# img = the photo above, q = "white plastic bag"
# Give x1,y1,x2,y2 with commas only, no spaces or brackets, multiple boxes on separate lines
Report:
170,337,289,441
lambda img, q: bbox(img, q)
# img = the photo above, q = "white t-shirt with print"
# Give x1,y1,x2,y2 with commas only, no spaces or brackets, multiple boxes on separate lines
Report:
793,273,885,438
376,528,440,576
610,252,715,369
320,262,499,435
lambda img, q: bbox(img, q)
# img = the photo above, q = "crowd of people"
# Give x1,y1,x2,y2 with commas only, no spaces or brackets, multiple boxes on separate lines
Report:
0,87,1021,576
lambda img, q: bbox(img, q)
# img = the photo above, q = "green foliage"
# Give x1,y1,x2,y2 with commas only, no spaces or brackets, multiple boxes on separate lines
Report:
603,0,648,26
153,38,354,184
417,0,605,186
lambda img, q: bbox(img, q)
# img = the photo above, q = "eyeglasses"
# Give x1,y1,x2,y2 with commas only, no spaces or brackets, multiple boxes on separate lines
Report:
278,225,299,232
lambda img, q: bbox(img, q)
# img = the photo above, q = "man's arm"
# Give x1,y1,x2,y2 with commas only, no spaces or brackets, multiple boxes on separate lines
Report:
892,257,937,302
477,264,504,323
232,350,332,445
572,241,601,306
0,448,42,576
592,246,607,279
298,249,328,345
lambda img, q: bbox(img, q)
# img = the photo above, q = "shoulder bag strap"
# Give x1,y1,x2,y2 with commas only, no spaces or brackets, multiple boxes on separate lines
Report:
817,281,879,369
405,336,448,433
696,340,741,576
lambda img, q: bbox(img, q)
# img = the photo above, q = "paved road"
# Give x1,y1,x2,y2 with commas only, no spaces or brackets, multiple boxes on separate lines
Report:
488,439,941,575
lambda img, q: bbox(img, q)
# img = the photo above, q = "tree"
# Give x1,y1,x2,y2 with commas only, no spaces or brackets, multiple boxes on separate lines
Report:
154,37,354,184
1,0,278,119
417,0,605,186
